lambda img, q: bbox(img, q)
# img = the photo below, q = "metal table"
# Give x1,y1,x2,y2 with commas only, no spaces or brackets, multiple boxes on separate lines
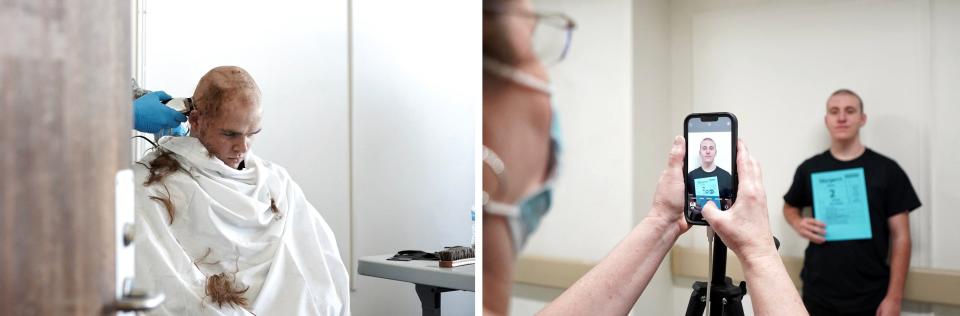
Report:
358,254,475,316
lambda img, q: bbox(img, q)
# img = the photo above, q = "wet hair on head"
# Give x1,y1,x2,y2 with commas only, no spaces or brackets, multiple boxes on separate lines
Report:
192,66,261,121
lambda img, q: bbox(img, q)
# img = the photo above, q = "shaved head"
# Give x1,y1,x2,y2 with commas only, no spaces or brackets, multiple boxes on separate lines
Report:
192,66,262,119
188,66,263,169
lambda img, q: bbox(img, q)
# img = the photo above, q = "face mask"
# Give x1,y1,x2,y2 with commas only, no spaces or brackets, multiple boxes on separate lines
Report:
483,57,563,253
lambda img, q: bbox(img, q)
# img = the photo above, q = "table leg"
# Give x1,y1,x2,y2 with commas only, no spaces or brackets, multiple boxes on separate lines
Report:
415,284,456,316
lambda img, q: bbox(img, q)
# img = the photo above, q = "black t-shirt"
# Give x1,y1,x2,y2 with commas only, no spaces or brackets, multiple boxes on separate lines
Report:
783,148,921,313
688,166,733,198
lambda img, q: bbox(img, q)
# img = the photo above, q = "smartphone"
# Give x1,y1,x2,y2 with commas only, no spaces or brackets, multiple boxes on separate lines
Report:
684,112,738,226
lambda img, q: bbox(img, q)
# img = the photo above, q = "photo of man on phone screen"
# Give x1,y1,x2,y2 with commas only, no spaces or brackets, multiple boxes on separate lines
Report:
687,136,733,215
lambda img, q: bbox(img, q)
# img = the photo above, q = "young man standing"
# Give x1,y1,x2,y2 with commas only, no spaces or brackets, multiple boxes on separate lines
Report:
783,89,920,316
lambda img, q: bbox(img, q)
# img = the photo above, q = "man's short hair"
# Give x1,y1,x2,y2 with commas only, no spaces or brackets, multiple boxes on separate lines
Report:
828,89,864,112
700,138,716,147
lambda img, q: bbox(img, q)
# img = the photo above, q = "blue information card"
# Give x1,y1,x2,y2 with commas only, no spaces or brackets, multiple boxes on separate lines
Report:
694,176,721,208
811,168,872,241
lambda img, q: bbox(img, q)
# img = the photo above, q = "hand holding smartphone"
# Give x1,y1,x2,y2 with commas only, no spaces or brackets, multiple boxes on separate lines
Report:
684,113,738,225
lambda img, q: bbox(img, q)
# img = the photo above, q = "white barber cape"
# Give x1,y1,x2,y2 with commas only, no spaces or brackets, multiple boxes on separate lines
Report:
133,137,349,315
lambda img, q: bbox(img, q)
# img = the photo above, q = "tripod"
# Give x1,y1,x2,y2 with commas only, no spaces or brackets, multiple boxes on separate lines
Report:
684,236,781,316
684,238,747,316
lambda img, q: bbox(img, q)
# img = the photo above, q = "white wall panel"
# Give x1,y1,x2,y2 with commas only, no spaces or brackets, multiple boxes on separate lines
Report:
689,0,931,263
511,0,640,314
350,1,478,315
520,0,635,267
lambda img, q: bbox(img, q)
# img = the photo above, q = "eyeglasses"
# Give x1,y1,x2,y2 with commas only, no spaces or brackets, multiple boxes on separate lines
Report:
485,8,577,65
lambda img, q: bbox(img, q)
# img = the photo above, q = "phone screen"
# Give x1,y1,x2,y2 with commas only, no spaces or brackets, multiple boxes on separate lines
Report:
685,114,736,224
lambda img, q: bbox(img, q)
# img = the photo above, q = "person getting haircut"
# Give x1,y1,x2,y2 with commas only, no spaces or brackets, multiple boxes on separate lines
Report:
134,66,350,315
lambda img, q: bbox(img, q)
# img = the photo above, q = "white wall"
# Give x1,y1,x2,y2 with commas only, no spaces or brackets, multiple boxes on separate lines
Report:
520,0,635,264
350,1,477,315
141,0,477,314
511,0,644,314
930,0,960,270
629,0,676,314
667,0,960,314
682,0,932,256
928,1,960,315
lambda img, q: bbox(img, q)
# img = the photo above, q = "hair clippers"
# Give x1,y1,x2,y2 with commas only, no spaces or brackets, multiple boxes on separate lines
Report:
132,78,195,138
131,78,195,115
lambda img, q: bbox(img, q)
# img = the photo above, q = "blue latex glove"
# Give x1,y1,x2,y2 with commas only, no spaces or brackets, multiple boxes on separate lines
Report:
154,123,188,138
133,91,188,134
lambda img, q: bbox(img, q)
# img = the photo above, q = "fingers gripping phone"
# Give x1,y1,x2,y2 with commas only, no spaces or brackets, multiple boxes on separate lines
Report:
684,113,738,225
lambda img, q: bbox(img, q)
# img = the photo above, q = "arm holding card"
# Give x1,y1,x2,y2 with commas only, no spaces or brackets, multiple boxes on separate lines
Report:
783,203,826,244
